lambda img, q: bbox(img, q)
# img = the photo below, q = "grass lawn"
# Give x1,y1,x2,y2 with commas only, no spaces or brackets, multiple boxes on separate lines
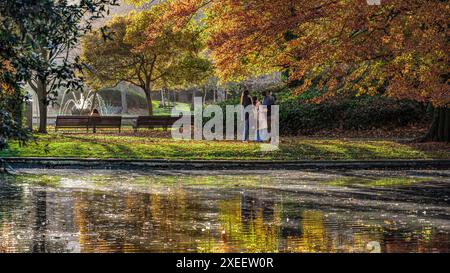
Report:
151,100,191,116
1,132,449,160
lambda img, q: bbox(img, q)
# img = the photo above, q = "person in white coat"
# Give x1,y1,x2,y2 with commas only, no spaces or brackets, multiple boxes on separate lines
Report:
257,99,268,141
252,96,268,142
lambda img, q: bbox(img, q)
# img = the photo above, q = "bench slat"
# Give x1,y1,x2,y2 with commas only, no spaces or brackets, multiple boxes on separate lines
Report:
56,116,121,132
133,116,187,131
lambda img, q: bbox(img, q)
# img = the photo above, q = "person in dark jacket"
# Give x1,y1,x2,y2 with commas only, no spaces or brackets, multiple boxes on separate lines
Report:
90,109,100,117
240,90,252,142
262,91,276,132
262,91,269,106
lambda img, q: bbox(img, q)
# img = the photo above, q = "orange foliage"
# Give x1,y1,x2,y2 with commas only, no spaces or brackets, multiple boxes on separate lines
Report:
141,0,449,106
0,60,15,96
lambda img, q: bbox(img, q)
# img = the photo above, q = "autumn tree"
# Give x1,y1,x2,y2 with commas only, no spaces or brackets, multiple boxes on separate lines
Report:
1,23,27,150
6,0,119,134
1,0,116,152
136,0,449,141
0,61,28,151
81,6,211,116
1,1,43,151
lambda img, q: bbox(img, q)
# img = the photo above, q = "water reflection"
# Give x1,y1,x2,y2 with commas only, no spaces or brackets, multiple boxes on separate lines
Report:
0,169,449,253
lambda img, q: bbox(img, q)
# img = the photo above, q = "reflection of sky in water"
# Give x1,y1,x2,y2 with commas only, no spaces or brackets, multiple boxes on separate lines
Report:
0,169,449,253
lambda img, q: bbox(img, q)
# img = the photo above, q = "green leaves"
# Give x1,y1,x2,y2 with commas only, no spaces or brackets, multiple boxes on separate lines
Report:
1,0,118,138
81,5,212,96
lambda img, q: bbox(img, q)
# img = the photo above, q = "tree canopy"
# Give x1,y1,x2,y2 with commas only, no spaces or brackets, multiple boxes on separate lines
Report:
129,0,448,108
81,4,212,115
1,0,119,133
124,0,448,141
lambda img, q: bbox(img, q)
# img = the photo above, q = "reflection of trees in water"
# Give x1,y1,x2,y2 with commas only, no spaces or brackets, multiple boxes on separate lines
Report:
0,181,78,253
71,187,450,253
29,190,78,253
218,194,450,253
32,191,47,252
217,194,282,253
383,227,450,253
0,176,24,220
73,187,215,252
283,210,372,253
0,176,25,252
240,193,275,225
2,174,449,253
218,196,381,253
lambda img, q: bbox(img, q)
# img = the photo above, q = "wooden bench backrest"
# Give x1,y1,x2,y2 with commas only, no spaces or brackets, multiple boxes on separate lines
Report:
56,116,90,127
136,116,181,126
56,116,122,127
90,116,122,126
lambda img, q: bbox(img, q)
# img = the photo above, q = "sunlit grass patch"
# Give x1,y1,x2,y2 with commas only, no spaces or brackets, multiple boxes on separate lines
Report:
0,133,448,160
279,139,430,160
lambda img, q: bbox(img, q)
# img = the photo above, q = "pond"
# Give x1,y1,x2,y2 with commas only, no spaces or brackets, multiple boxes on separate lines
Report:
0,168,449,253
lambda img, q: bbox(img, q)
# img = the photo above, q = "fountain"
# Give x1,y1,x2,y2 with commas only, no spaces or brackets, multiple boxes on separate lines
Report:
59,89,118,115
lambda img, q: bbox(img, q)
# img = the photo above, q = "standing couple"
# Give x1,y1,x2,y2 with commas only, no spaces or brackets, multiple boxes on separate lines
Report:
240,90,277,142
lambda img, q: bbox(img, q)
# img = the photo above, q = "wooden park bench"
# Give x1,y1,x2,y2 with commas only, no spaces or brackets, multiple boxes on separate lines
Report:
89,116,122,133
132,116,184,132
55,116,122,133
55,116,90,132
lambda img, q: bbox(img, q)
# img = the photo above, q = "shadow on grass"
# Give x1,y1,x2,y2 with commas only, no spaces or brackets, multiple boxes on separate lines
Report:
278,139,431,160
2,132,447,160
74,135,138,158
278,141,380,160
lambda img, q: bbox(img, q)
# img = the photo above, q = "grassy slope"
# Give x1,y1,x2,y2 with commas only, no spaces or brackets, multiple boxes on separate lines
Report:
151,101,191,115
1,134,448,160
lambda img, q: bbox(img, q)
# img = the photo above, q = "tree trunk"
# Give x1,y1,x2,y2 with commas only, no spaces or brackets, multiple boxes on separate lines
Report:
144,87,153,116
36,78,48,134
38,98,47,133
120,82,128,114
161,89,165,107
191,88,196,111
422,107,450,142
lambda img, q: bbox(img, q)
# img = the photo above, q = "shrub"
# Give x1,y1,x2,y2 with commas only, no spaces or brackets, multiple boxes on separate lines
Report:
206,84,428,136
279,95,428,135
1,69,29,150
98,88,147,109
